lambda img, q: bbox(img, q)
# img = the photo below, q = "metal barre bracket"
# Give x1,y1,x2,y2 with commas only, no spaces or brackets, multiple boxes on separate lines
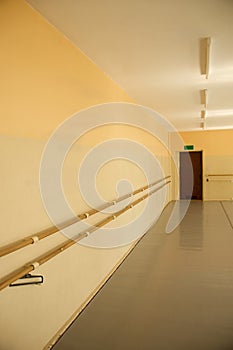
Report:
9,274,44,287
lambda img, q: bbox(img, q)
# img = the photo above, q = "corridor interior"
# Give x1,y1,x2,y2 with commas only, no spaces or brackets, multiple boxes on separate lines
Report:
0,2,233,349
52,200,233,350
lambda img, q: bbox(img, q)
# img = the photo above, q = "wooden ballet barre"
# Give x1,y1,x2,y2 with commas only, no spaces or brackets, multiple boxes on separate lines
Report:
205,174,233,177
0,176,171,257
0,180,171,292
206,179,233,182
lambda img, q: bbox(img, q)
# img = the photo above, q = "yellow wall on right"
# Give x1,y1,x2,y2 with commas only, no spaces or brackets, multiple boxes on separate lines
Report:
179,129,233,200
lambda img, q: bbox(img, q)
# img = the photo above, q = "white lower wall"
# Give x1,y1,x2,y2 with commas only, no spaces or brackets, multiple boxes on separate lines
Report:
0,128,172,350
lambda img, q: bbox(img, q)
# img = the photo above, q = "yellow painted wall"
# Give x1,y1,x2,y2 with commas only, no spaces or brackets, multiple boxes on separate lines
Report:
179,130,233,200
0,1,172,349
0,0,134,138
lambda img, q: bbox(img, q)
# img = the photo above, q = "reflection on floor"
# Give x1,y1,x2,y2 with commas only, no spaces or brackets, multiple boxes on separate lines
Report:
52,201,233,350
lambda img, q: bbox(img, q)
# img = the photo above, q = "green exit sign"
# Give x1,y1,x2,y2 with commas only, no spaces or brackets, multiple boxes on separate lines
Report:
184,145,194,150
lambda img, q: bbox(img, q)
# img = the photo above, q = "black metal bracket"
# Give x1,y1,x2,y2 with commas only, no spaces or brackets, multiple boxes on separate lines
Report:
9,274,44,287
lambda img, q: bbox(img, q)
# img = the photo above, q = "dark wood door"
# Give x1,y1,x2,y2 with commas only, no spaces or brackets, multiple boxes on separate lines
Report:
180,151,203,200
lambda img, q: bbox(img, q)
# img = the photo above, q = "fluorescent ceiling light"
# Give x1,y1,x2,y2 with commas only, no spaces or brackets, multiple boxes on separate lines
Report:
200,37,212,79
200,89,208,108
200,121,205,129
201,110,206,119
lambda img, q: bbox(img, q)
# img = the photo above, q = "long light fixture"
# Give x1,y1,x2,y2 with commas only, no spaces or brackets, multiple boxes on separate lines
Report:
201,110,206,119
200,88,208,108
200,37,212,79
200,120,205,129
200,89,208,129
199,37,212,129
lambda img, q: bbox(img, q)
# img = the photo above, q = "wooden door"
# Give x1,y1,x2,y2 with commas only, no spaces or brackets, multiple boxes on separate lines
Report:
180,151,203,200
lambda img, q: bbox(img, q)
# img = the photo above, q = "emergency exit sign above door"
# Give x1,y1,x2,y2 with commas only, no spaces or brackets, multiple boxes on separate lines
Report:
184,145,194,150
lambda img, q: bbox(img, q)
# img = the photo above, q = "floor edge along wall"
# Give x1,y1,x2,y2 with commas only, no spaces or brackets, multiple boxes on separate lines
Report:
44,201,173,350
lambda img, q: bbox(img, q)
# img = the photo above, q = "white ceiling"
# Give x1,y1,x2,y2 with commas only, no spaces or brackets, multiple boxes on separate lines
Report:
26,0,233,131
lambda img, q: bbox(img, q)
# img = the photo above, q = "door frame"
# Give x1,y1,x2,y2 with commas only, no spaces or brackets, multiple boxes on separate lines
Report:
179,150,203,200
